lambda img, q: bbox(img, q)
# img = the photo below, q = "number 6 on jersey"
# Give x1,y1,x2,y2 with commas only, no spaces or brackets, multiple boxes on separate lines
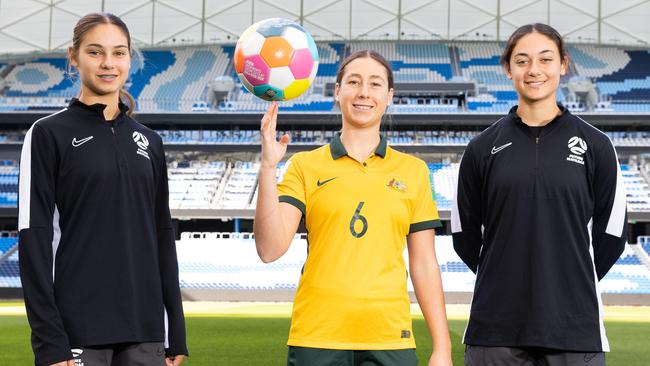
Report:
349,202,368,238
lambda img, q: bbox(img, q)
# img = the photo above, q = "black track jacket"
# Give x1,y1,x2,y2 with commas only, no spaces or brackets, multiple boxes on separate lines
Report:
18,99,187,365
452,105,627,352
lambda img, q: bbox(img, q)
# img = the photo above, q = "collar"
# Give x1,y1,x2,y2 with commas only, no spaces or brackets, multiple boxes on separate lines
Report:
69,97,130,120
509,103,568,135
509,103,567,126
329,132,387,160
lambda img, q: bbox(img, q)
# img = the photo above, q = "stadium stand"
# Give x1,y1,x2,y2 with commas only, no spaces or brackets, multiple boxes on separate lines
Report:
215,161,259,209
638,236,650,256
2,41,650,302
173,233,650,295
138,46,230,112
350,42,453,82
176,232,306,290
168,161,227,209
456,42,518,112
0,161,19,208
3,229,650,295
0,234,19,288
0,234,17,255
4,58,72,97
621,164,650,212
429,163,457,211
0,147,649,213
569,46,650,112
1,43,650,113
600,244,650,294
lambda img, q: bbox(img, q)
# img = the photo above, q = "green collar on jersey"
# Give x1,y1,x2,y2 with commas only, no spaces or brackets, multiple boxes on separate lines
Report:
329,132,387,160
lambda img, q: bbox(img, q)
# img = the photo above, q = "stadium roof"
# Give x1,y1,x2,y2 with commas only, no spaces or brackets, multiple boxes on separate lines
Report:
0,0,649,55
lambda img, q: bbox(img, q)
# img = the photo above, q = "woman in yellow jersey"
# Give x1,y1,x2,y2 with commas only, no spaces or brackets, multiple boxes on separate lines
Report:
254,50,452,366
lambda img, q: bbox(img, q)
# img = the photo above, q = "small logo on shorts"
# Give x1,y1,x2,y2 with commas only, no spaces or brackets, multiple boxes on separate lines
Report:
71,349,84,366
401,330,411,338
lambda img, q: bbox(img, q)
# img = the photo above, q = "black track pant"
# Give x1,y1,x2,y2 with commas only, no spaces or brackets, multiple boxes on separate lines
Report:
464,345,606,366
72,342,165,366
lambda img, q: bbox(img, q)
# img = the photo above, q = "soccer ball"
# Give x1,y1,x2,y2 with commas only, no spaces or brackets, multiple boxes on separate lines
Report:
234,18,319,101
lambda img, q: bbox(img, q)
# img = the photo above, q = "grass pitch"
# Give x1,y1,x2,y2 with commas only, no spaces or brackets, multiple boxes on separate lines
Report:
1,302,648,365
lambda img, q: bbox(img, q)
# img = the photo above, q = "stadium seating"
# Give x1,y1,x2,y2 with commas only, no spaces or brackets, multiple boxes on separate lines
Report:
349,42,452,81
176,232,306,290
570,47,650,110
429,163,457,211
455,42,519,112
637,236,650,256
429,235,475,292
621,164,650,212
2,42,650,112
0,161,19,208
0,235,19,288
0,235,17,256
168,161,227,209
138,46,230,111
4,58,72,97
128,50,176,100
568,45,630,79
600,245,650,294
173,233,650,295
2,230,649,294
2,144,650,213
215,161,258,209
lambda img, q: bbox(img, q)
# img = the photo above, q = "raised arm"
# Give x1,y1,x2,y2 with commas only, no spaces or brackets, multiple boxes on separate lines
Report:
254,102,302,263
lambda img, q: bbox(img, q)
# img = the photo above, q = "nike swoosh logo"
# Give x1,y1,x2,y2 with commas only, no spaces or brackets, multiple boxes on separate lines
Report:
72,136,94,147
317,177,337,187
491,142,512,155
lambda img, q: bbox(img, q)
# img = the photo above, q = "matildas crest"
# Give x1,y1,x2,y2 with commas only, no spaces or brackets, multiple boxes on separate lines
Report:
387,178,407,192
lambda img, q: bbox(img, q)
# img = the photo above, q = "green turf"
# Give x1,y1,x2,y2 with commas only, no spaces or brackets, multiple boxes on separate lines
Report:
1,316,648,365
0,300,23,307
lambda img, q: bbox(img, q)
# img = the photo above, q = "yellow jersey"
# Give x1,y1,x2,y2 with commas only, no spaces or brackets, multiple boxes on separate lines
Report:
277,133,441,350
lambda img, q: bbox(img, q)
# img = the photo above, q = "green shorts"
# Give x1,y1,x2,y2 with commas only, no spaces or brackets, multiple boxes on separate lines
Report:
287,346,418,366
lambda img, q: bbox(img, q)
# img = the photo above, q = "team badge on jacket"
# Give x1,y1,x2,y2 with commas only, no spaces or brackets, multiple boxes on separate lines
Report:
133,131,150,160
567,136,587,165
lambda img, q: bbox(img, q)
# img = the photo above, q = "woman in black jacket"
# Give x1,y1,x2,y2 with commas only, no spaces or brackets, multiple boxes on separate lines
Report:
19,13,187,366
452,23,626,366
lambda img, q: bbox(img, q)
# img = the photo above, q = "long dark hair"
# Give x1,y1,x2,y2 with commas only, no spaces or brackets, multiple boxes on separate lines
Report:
69,12,136,116
500,23,568,70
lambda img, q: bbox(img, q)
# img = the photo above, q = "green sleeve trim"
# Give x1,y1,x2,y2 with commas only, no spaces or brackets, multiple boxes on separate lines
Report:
409,220,442,233
279,195,306,215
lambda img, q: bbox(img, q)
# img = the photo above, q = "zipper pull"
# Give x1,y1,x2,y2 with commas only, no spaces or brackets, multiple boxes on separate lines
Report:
536,137,539,144
110,126,115,135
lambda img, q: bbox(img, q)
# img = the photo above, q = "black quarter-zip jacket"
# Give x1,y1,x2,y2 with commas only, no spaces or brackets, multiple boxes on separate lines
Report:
18,99,187,365
451,105,627,352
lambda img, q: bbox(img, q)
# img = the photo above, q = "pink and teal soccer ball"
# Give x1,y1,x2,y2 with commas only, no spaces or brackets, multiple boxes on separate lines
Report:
234,18,319,101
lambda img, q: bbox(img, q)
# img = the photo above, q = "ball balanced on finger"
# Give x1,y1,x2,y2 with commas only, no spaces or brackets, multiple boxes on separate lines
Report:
234,18,319,101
